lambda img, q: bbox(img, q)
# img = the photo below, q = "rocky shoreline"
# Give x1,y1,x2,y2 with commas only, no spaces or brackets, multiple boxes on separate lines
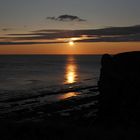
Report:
0,85,99,125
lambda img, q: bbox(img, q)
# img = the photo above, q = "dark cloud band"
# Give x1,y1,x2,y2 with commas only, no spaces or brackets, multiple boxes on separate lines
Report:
0,25,140,45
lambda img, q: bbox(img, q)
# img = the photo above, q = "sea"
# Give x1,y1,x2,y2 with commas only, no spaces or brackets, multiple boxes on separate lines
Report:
0,55,101,90
0,55,102,122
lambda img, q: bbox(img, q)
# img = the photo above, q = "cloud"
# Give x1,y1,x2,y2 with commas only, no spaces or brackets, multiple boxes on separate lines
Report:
47,14,86,22
0,25,140,45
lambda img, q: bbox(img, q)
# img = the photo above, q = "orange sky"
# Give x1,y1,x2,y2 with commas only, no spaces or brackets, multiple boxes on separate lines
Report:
0,42,140,55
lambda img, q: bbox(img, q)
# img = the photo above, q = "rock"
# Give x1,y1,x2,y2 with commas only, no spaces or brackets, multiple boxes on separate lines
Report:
98,51,140,125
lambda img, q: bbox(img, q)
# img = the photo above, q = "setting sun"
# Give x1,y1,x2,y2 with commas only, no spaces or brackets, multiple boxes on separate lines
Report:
69,41,74,46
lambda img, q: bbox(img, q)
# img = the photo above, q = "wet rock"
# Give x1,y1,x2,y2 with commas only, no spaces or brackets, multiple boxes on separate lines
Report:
98,51,140,125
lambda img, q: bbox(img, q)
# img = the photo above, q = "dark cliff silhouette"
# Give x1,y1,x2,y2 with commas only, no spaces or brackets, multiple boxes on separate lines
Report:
98,51,140,125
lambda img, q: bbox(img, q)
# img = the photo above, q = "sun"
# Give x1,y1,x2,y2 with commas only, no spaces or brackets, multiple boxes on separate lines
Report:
69,41,74,46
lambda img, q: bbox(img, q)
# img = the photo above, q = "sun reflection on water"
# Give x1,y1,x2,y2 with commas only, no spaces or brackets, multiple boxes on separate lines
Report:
59,92,79,100
64,56,78,84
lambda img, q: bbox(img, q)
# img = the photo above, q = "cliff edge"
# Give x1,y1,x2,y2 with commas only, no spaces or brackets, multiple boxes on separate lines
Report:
98,51,140,125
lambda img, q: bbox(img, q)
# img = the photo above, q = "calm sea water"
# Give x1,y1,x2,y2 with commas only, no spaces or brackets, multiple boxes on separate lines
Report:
0,55,101,119
0,55,101,91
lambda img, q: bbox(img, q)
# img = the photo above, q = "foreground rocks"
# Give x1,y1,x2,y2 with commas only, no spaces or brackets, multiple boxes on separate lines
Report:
98,51,140,125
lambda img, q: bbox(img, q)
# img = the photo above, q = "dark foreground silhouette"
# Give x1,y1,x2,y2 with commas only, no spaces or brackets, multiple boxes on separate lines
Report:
0,51,140,140
98,51,140,125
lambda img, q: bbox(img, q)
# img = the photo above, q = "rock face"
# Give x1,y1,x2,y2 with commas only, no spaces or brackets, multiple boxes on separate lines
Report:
98,51,140,124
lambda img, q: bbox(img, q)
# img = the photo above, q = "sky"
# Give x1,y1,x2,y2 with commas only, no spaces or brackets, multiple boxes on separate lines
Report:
0,0,140,54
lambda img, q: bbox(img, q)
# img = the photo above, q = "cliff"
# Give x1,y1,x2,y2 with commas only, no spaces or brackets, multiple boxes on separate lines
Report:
98,51,140,125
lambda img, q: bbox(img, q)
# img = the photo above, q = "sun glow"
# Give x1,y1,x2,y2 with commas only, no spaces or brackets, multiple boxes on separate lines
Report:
69,41,74,46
